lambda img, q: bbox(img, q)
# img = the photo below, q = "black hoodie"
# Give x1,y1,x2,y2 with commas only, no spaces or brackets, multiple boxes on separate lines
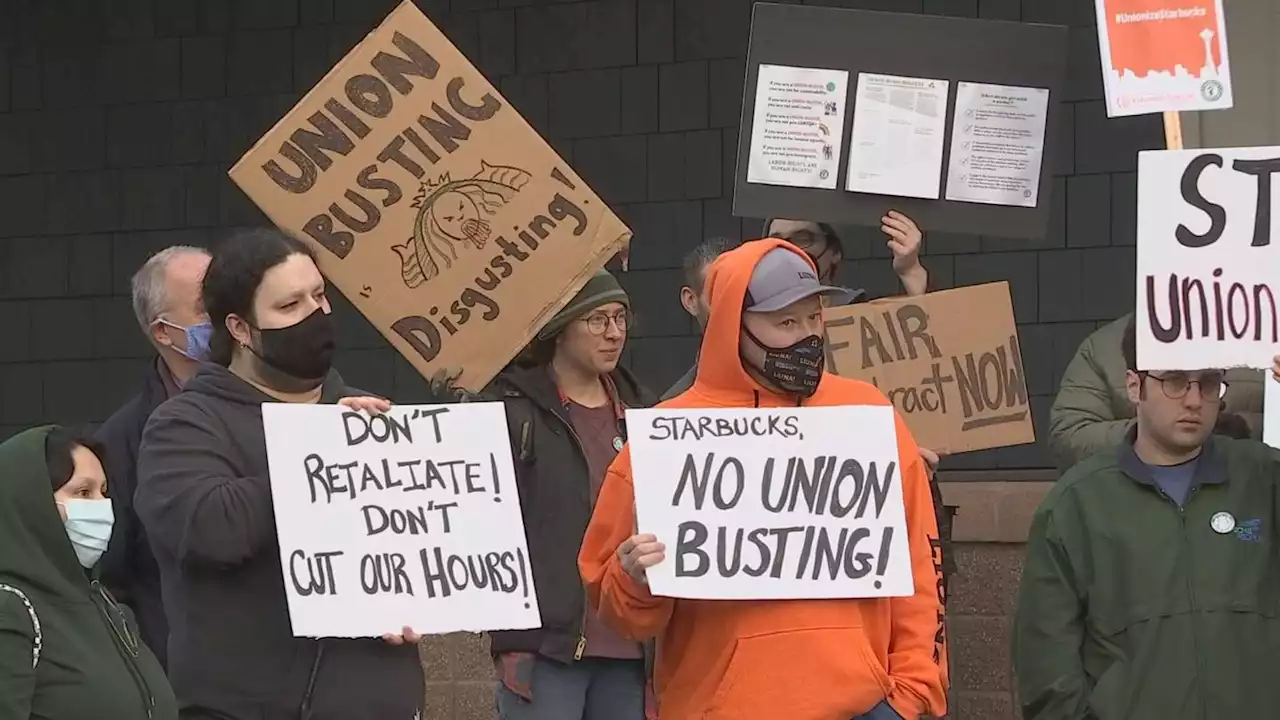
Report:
95,359,173,668
135,365,423,720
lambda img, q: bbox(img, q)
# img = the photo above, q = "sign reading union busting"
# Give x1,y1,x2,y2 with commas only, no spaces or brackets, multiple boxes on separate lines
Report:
230,1,631,390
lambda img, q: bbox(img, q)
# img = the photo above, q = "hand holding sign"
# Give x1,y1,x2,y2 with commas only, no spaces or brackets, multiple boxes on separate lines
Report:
338,395,393,414
1273,355,1279,383
617,534,666,585
427,368,482,403
918,447,942,476
381,626,421,646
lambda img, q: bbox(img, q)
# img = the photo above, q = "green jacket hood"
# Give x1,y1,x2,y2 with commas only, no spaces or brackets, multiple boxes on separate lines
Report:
1048,313,1267,471
0,425,93,603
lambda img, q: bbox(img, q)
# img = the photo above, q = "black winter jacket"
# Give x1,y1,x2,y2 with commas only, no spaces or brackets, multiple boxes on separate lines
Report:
485,363,656,662
135,365,424,720
95,359,172,667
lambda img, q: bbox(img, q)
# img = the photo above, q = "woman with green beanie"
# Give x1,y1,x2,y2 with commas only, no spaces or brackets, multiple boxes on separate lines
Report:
0,426,177,720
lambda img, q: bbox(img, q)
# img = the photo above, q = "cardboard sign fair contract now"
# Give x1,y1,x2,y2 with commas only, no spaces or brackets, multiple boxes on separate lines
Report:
261,402,539,638
822,282,1033,454
628,406,913,600
230,1,630,390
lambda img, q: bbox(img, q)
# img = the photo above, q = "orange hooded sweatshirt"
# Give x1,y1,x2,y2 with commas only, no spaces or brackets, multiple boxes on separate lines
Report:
579,239,947,720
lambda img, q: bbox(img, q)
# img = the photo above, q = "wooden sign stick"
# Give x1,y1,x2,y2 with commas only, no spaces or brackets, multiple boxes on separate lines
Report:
1163,110,1183,150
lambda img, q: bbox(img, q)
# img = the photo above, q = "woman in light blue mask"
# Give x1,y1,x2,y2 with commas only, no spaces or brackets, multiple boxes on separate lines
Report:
0,426,177,720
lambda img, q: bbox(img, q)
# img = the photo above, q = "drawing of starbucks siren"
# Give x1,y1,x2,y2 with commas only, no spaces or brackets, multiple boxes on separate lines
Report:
392,161,532,288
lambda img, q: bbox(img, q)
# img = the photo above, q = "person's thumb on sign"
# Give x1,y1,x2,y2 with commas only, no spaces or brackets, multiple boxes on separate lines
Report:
381,626,421,646
617,534,666,585
1272,354,1280,383
918,446,942,476
337,395,391,414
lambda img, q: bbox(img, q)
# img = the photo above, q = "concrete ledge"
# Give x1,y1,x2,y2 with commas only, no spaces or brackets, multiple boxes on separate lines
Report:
418,632,493,719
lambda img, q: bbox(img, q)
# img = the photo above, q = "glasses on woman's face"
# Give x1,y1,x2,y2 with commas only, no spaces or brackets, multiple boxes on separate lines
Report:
778,230,840,278
579,311,630,336
781,229,832,255
1144,372,1228,400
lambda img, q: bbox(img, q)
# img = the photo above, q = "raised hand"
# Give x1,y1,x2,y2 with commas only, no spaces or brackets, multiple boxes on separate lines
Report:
883,210,923,275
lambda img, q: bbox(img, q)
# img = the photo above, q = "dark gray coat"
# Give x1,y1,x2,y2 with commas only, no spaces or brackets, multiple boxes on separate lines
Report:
136,365,424,720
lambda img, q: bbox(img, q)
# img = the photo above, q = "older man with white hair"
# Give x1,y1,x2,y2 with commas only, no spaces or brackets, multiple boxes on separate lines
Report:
96,245,211,669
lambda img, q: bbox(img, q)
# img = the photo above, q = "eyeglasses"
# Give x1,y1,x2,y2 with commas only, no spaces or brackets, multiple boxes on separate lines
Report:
780,229,827,249
578,311,630,336
1142,372,1228,400
778,229,841,269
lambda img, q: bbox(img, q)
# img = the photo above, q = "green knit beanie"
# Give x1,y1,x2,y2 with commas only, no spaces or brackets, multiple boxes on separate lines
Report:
538,270,629,340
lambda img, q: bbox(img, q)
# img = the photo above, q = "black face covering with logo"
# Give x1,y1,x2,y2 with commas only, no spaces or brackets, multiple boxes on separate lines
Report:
743,327,825,398
248,308,336,392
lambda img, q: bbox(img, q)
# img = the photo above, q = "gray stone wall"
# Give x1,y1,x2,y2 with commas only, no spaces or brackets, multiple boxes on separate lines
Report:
0,0,1163,471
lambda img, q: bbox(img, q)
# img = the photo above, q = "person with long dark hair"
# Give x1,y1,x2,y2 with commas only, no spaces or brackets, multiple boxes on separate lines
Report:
135,228,424,720
0,426,177,719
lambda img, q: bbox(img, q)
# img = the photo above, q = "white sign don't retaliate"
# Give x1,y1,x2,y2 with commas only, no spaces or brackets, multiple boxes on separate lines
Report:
1136,147,1280,371
262,402,540,638
628,406,913,600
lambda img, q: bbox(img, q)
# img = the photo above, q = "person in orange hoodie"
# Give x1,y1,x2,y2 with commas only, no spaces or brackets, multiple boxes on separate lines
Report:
579,239,947,720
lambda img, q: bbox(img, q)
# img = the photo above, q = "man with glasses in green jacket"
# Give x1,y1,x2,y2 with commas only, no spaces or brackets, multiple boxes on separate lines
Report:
1015,315,1280,720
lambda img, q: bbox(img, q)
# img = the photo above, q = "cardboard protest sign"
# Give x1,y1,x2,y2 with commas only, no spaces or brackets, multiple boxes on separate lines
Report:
230,1,631,390
1136,147,1279,371
1093,0,1233,117
261,402,539,637
628,406,912,600
823,282,1033,454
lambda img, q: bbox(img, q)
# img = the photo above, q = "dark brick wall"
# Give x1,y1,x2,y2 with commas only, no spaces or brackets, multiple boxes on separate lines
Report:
0,0,1162,471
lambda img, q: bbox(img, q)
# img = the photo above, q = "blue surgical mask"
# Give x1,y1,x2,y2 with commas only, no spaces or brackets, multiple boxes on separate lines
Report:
58,499,115,569
160,320,213,362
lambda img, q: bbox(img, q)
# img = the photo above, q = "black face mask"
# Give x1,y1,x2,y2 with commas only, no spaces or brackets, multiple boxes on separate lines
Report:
249,308,335,391
744,328,825,398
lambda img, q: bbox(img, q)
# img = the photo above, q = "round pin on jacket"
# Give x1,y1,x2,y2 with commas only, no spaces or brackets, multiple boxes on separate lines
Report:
1210,511,1236,535
612,436,624,451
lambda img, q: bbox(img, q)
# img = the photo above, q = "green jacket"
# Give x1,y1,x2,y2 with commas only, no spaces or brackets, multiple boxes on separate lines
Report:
0,427,177,720
1013,433,1280,720
1048,314,1265,472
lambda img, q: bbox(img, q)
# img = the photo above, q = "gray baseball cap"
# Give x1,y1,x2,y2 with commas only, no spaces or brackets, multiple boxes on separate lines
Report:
744,248,859,312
